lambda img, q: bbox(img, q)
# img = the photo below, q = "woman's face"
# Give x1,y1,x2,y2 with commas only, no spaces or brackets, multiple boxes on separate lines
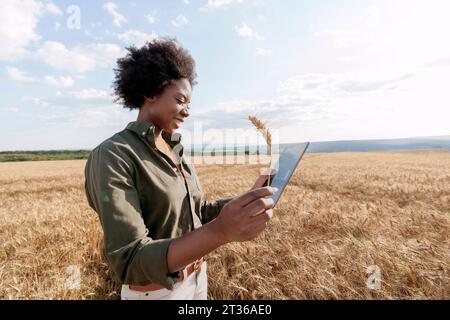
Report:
143,78,191,133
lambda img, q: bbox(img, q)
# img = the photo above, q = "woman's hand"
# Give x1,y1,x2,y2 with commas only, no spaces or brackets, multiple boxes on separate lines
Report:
210,186,278,244
168,186,276,274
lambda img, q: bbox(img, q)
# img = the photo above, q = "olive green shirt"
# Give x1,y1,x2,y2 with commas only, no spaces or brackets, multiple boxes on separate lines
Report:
84,120,233,290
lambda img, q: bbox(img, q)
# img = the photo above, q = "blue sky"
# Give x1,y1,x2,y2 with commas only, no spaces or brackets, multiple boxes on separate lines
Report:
1,0,450,151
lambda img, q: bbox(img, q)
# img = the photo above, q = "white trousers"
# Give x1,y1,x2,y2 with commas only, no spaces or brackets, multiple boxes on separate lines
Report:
121,262,208,300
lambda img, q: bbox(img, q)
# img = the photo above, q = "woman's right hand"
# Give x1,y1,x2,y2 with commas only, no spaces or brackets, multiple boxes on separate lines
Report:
211,186,278,244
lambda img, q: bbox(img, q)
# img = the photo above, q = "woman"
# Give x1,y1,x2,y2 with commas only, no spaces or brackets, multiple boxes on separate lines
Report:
84,37,276,300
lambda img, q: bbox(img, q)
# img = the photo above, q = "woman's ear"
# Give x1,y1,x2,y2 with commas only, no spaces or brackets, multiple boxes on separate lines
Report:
144,96,156,104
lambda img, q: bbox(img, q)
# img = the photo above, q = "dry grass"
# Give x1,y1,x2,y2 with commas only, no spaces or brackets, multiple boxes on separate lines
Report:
0,152,449,299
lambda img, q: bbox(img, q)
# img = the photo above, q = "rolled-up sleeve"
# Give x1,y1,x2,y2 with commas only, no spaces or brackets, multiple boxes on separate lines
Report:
200,197,234,225
84,145,177,289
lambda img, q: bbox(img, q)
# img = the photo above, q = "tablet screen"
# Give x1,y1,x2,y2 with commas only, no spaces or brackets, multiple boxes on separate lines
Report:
263,142,309,205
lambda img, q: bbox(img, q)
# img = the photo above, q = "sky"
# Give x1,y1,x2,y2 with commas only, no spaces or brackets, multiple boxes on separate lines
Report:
1,0,450,151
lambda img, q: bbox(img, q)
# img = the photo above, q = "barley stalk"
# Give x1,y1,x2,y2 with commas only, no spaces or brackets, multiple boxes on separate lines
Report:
248,115,273,185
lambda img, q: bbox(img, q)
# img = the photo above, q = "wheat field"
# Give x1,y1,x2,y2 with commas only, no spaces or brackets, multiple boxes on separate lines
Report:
0,152,449,299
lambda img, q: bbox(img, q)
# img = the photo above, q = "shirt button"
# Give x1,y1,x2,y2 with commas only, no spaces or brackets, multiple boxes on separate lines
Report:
142,131,146,136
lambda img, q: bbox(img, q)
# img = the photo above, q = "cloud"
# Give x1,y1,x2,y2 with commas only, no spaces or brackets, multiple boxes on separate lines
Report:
21,89,112,115
7,106,20,113
117,30,159,47
68,105,135,128
146,12,156,24
172,14,189,28
36,41,96,73
103,2,126,27
45,2,63,15
44,75,74,87
6,66,37,83
18,88,117,127
423,56,450,68
22,96,50,108
25,89,110,107
23,93,134,129
6,66,75,87
35,41,123,73
235,23,262,40
255,47,272,56
69,89,109,100
183,0,190,4
90,43,125,66
189,70,417,134
306,0,450,74
0,1,123,69
0,0,42,60
277,69,448,143
275,72,415,104
202,0,244,10
337,73,414,92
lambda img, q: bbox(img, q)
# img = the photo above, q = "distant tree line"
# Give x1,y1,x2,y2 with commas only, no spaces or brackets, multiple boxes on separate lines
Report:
0,145,270,162
0,150,91,162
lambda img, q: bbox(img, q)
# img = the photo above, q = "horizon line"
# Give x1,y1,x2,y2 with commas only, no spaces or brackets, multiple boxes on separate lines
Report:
1,133,450,153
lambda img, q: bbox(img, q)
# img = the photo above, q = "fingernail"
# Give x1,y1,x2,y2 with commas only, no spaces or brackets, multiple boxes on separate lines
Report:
271,187,279,193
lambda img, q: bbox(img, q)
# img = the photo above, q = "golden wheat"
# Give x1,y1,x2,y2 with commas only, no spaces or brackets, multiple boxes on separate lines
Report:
248,115,273,185
0,152,449,299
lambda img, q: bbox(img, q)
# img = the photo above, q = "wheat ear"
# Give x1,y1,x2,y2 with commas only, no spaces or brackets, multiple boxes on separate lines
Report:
248,115,273,185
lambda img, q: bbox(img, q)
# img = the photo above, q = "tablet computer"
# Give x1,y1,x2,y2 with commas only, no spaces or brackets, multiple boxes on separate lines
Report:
262,142,309,205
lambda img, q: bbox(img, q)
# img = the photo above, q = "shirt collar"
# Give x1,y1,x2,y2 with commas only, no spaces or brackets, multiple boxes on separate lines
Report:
125,120,183,151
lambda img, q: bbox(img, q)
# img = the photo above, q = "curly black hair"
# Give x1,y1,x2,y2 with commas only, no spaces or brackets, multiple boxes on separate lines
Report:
113,37,197,110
